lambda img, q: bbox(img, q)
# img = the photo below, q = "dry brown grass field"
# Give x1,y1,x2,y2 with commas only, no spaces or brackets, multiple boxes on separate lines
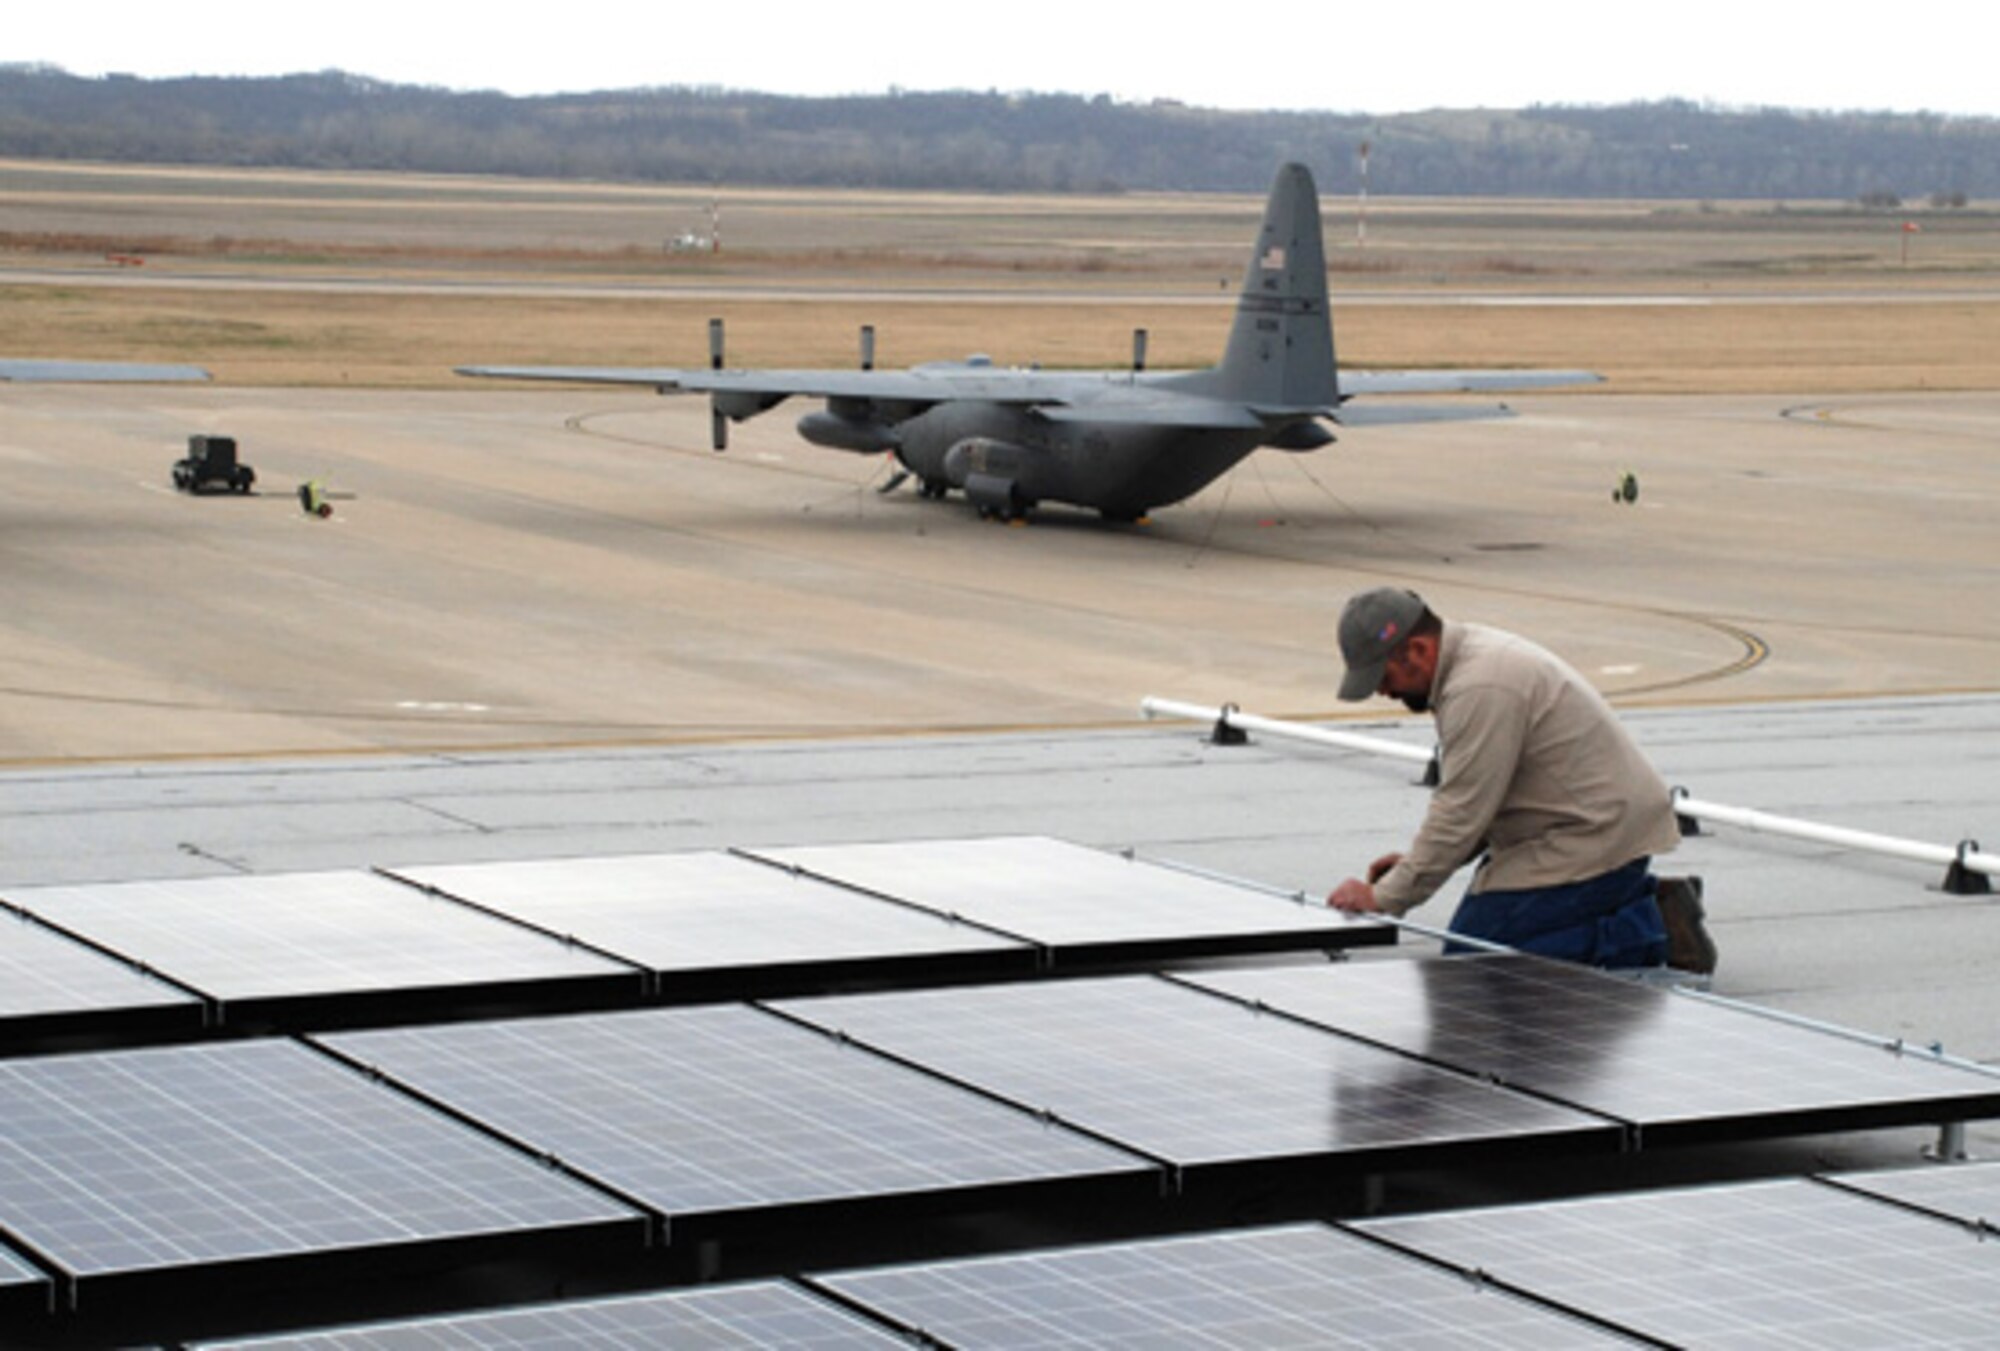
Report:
6,157,2000,392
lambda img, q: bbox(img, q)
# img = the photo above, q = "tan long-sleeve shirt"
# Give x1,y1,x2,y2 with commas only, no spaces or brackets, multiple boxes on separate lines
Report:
1372,621,1681,916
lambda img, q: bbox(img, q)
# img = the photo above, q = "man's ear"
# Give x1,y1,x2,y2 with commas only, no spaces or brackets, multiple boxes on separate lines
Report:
1404,631,1441,672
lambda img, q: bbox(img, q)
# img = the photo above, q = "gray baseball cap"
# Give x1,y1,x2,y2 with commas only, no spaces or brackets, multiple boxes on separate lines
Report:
1336,587,1427,701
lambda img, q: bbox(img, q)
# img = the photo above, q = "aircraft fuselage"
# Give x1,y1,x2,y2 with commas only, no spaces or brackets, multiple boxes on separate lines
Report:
877,399,1274,521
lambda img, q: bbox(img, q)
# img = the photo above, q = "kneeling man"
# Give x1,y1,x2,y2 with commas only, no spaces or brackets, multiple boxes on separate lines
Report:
1327,586,1714,972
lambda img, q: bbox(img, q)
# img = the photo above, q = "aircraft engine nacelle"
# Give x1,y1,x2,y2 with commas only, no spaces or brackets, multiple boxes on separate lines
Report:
1265,420,1337,452
797,410,902,454
711,391,785,421
961,472,1026,516
943,437,1047,516
707,390,790,450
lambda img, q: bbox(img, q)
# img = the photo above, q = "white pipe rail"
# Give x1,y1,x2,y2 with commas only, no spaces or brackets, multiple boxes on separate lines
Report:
1139,696,1998,891
1138,696,1434,768
1671,793,1999,882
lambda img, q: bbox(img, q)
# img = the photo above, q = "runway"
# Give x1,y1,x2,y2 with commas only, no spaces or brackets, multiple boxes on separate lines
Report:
4,384,1998,763
11,262,2000,307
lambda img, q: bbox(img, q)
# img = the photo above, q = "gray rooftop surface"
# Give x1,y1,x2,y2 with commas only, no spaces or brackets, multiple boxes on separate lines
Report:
4,693,1996,1168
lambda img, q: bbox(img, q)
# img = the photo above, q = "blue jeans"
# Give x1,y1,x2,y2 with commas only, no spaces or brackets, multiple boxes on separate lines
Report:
1443,857,1667,968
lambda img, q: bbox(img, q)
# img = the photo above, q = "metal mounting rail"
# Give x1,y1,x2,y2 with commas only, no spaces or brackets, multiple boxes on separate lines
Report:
1140,695,1997,896
1670,792,1997,892
1138,696,1435,770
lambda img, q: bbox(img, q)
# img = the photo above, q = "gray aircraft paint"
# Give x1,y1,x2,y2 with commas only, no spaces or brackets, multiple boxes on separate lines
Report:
462,164,1595,521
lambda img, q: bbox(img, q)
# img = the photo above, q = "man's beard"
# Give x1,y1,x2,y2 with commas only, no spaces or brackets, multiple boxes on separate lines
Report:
1399,691,1431,714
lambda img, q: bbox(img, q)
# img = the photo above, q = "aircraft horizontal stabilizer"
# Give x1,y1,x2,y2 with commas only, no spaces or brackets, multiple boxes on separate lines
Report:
456,364,693,389
0,359,210,383
1341,369,1603,396
1331,403,1524,428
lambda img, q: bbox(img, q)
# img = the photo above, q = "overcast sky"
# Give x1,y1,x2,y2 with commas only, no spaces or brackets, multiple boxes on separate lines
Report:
14,3,1995,117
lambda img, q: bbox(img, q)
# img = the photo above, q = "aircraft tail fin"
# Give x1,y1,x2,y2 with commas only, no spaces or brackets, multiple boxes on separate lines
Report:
1205,162,1339,412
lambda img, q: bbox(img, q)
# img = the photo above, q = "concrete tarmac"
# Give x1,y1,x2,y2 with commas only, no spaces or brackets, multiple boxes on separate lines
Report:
4,384,1997,763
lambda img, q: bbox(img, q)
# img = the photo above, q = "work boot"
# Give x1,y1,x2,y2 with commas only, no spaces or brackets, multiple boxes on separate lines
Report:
1655,875,1717,974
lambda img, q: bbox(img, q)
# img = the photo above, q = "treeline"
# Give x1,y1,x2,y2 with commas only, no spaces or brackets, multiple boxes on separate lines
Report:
2,65,1996,200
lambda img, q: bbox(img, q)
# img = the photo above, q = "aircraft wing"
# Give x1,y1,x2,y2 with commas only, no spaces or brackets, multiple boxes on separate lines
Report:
461,363,1032,404
0,359,210,383
459,363,1315,433
464,362,1588,414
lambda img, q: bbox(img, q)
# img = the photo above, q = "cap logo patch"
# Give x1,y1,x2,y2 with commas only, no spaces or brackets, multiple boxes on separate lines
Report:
1377,621,1399,643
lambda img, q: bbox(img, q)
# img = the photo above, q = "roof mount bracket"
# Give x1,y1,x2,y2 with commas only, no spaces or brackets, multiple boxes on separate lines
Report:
1943,840,1993,896
1209,704,1250,746
1672,786,1704,838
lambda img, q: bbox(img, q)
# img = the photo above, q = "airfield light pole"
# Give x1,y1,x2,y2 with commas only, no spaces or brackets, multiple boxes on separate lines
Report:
1357,140,1371,248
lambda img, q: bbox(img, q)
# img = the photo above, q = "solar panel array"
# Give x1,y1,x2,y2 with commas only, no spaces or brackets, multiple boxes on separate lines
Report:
0,1239,49,1321
1829,1158,2000,1232
3,836,1999,1344
771,975,1613,1176
746,835,1389,960
183,1176,2000,1349
815,1222,1630,1348
5,871,640,1028
0,839,1386,1050
1184,955,2000,1144
0,905,203,1046
387,849,1036,995
199,1280,906,1350
1360,1177,2000,1347
321,1004,1153,1226
0,1038,640,1307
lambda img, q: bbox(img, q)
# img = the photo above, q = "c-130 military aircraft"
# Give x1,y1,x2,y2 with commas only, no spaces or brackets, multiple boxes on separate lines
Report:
461,163,1596,522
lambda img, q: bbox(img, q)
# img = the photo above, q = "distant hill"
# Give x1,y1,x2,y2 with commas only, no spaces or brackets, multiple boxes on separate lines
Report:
2,65,1995,200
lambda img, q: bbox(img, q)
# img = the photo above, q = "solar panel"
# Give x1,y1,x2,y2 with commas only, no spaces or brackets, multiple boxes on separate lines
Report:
0,1239,51,1322
0,1038,641,1312
6,872,641,1026
1359,1177,2000,1347
1828,1159,2000,1233
194,1280,905,1349
387,850,1034,996
744,836,1390,962
320,1004,1155,1228
815,1222,1629,1348
769,975,1613,1181
0,905,204,1048
1184,955,2000,1144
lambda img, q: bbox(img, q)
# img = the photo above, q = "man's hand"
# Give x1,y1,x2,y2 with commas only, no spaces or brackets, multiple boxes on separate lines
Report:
1331,852,1405,913
1328,878,1382,914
